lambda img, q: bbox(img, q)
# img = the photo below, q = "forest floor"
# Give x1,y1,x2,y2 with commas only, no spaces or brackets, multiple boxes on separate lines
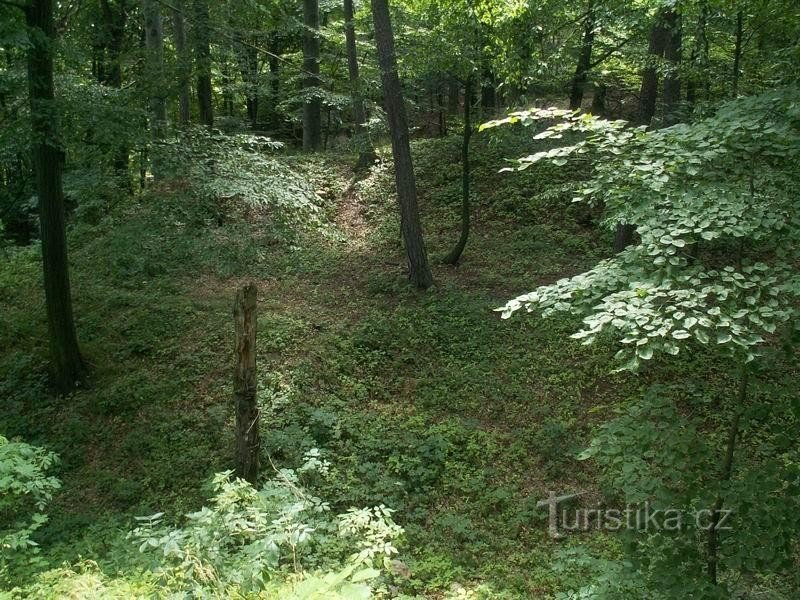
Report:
0,128,764,597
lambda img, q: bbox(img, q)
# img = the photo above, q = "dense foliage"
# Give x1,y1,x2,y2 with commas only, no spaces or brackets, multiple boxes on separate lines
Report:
1,0,798,597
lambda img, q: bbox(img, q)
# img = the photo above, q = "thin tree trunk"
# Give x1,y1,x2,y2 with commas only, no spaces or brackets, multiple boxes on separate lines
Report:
616,9,669,252
447,76,460,115
732,11,743,97
480,67,496,116
194,0,213,128
371,0,433,289
707,366,749,586
638,10,668,126
443,78,473,265
233,283,259,485
569,0,595,110
172,0,191,125
302,0,322,151
662,8,682,125
344,0,374,167
590,82,606,116
98,0,130,182
241,44,259,128
437,84,446,136
142,0,166,140
26,0,85,393
686,0,709,109
268,41,280,130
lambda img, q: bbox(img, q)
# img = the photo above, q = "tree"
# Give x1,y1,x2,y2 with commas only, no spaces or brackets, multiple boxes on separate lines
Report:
686,0,709,108
302,0,322,151
442,76,473,265
194,0,213,128
371,0,433,288
142,0,167,143
343,0,375,167
25,0,86,393
662,7,682,125
487,91,800,594
171,0,191,126
614,6,669,253
569,0,596,110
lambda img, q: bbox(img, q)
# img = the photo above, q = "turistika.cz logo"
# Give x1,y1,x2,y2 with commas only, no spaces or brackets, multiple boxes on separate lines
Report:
537,491,734,539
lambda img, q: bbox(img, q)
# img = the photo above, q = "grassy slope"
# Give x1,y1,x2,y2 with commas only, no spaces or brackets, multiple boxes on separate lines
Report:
1,128,795,597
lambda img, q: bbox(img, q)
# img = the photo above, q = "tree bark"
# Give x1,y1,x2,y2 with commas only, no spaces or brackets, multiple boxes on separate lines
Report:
686,0,709,109
662,8,682,125
26,0,85,394
193,0,213,128
616,9,669,252
171,0,191,126
240,43,259,128
142,0,167,141
371,0,433,289
707,366,749,586
569,0,595,111
233,283,259,485
447,76,460,115
732,11,743,97
97,0,127,88
443,78,472,265
590,82,606,116
638,10,668,126
344,0,375,167
97,0,130,180
480,67,496,116
302,0,322,150
267,40,281,130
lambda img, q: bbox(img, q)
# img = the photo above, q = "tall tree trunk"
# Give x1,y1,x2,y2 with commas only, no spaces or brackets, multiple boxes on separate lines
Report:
443,78,473,265
569,0,596,110
267,40,280,130
344,0,374,167
638,10,668,126
193,0,213,128
241,44,259,129
480,67,496,116
97,0,127,88
142,0,166,141
662,8,682,125
221,60,234,116
616,9,669,253
447,76,460,115
437,83,446,136
98,0,130,181
707,365,749,586
371,0,433,289
172,0,191,125
590,82,606,116
302,0,322,150
26,0,85,393
686,0,709,109
732,11,743,97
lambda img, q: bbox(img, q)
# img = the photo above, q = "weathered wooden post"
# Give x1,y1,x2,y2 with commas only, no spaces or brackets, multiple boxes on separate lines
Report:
233,283,259,484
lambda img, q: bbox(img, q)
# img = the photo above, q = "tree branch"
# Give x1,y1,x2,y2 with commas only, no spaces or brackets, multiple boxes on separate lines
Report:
589,36,634,69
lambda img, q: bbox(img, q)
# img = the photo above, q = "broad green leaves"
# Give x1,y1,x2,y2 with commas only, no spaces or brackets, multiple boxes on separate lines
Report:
495,89,800,370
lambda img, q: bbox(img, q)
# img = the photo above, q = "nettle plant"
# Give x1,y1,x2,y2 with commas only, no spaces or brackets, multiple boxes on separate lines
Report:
129,450,403,598
485,89,800,596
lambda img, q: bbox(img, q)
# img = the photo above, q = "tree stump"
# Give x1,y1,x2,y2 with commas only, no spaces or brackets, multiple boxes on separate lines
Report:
233,283,259,484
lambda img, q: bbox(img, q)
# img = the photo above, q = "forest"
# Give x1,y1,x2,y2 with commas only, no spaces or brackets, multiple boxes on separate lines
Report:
0,0,799,597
